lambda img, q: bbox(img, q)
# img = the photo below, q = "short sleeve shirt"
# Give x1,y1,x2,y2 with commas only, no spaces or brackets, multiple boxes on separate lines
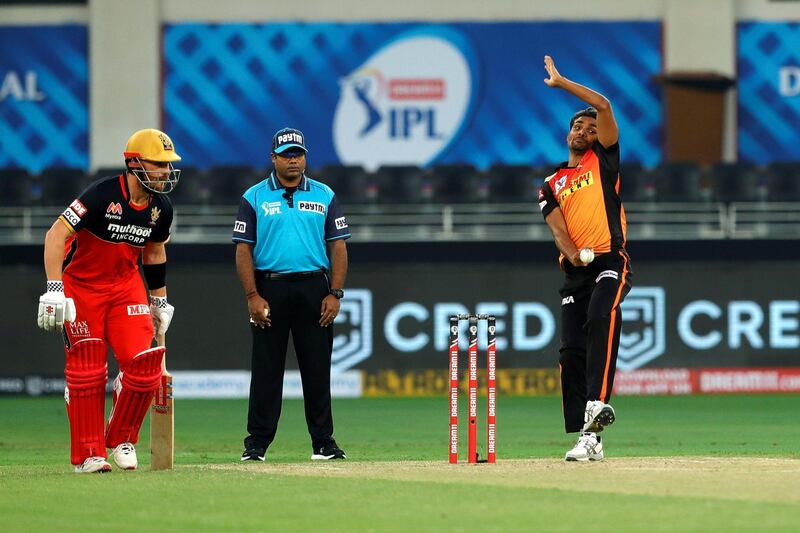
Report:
538,142,627,256
231,173,350,272
59,175,173,284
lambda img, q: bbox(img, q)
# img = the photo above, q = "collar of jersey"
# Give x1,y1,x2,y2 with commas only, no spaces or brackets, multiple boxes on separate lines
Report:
267,172,310,192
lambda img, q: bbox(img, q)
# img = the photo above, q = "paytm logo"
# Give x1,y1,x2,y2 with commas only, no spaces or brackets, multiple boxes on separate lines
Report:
331,289,373,372
332,28,477,170
618,287,666,370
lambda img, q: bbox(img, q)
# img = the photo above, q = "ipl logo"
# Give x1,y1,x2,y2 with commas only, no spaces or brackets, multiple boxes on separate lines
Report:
332,28,477,170
618,287,666,369
331,289,373,372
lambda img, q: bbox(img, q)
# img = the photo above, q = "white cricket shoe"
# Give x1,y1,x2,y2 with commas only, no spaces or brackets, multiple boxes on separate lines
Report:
74,456,112,473
582,400,616,433
565,433,604,462
112,442,138,470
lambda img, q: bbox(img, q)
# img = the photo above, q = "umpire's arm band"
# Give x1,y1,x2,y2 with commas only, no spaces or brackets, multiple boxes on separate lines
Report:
143,262,167,290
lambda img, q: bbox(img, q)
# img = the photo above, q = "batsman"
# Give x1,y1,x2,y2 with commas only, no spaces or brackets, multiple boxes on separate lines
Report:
37,129,180,473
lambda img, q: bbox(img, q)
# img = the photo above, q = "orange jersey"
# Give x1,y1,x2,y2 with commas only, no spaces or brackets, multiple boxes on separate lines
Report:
538,142,627,257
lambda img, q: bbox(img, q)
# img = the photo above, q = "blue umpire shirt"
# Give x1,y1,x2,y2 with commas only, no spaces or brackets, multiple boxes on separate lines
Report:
232,173,351,272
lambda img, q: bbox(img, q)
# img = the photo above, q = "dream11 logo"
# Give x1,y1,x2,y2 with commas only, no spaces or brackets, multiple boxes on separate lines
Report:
332,27,478,170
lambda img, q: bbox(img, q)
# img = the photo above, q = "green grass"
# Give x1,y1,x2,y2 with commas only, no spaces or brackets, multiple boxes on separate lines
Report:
1,395,798,532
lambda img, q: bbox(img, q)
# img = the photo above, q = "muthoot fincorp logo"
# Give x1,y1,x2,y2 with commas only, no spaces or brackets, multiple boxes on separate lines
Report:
333,28,477,170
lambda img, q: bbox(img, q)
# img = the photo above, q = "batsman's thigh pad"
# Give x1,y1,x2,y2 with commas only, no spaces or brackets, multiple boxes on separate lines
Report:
65,338,108,465
105,346,165,448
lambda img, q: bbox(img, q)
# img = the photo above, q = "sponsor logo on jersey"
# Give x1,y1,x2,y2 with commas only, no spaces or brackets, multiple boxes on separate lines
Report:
561,296,574,306
261,201,282,216
558,171,594,202
105,202,123,220
127,304,151,316
555,176,567,194
335,216,349,230
596,270,619,282
68,320,91,338
333,28,477,170
298,201,326,215
233,221,247,233
107,223,153,244
61,207,81,227
70,199,87,216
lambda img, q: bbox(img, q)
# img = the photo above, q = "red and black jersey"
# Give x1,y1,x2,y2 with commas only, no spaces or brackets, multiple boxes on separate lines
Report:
538,142,627,257
58,175,173,285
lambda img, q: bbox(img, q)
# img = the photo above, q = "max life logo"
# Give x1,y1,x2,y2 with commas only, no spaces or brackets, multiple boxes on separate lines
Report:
333,28,477,170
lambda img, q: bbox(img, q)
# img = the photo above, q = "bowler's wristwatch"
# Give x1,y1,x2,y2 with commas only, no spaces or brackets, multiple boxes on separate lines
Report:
329,288,344,299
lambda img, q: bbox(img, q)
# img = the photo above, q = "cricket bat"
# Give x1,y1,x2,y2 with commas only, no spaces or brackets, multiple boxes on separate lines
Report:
150,333,174,470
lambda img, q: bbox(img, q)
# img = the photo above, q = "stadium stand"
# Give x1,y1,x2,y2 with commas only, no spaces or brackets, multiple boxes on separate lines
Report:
653,161,705,202
710,162,766,203
485,163,542,203
766,162,800,202
428,163,483,203
206,165,261,205
315,164,375,204
0,168,31,207
374,165,429,203
33,167,85,206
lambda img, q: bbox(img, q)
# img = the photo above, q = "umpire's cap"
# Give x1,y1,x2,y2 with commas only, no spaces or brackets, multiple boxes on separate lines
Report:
272,127,308,154
124,129,181,162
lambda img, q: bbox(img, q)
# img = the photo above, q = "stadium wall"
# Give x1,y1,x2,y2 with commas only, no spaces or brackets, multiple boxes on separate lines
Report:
5,241,798,386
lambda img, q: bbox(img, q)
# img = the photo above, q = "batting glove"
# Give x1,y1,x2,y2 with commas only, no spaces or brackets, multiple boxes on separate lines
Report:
37,280,76,332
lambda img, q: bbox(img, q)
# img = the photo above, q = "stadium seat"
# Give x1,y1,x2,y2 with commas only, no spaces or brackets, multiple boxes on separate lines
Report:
206,165,260,205
34,167,87,206
169,166,206,205
0,168,32,207
710,162,766,203
92,167,125,181
653,161,703,202
766,162,800,202
485,164,545,203
618,162,656,203
374,165,428,203
428,164,483,203
315,165,374,204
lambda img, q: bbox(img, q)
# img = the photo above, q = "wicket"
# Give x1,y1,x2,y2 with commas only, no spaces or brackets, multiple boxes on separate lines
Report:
449,314,496,464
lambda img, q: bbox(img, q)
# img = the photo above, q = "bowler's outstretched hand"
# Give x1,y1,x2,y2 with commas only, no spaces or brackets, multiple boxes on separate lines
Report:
544,55,564,88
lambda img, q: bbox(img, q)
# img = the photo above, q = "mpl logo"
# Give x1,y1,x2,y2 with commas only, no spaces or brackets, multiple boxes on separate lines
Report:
331,289,373,372
618,287,666,370
333,28,477,170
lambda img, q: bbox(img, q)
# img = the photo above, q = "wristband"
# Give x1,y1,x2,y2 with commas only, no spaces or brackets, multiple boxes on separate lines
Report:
143,262,167,289
246,291,259,300
46,280,64,293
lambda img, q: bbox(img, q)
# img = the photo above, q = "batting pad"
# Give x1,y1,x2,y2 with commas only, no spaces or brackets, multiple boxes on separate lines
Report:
105,346,165,448
64,338,108,465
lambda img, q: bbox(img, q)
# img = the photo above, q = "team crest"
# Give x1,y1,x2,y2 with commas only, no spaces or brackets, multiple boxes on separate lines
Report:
158,133,174,151
150,206,161,225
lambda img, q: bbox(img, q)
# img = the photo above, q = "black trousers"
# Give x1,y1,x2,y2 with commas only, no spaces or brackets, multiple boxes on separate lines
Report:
558,250,632,433
245,272,335,450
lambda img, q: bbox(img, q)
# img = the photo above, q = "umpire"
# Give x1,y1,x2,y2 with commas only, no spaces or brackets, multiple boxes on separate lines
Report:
232,127,350,461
